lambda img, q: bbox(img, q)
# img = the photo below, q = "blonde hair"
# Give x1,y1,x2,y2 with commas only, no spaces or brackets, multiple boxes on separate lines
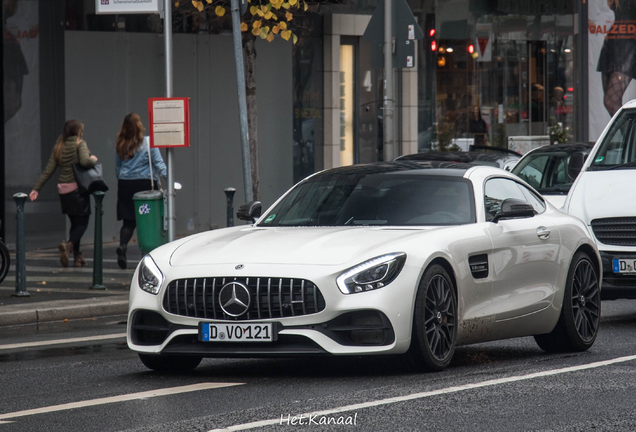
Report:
116,113,145,160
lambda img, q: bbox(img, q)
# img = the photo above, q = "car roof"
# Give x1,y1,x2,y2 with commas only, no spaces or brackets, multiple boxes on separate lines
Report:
394,151,519,163
523,142,593,155
313,161,475,178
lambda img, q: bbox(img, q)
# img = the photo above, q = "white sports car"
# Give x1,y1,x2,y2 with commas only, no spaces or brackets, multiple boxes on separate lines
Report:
127,162,602,372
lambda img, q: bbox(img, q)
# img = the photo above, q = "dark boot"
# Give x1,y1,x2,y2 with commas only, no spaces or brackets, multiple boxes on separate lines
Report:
59,241,73,267
73,251,86,267
116,244,127,269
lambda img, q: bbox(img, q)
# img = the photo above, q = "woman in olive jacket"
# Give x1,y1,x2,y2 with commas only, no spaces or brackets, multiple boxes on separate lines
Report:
30,119,98,267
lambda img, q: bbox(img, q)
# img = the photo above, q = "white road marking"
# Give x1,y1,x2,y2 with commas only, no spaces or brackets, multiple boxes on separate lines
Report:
0,383,243,420
0,333,127,350
209,354,636,432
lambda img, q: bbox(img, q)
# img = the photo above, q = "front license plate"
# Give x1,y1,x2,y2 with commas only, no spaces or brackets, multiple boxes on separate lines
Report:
612,259,636,274
200,323,273,342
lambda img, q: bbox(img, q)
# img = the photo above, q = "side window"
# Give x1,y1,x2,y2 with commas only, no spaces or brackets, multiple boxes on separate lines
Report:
517,183,546,214
516,155,548,189
484,178,544,222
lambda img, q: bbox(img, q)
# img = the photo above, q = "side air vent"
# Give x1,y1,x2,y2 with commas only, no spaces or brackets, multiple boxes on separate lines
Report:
469,254,489,279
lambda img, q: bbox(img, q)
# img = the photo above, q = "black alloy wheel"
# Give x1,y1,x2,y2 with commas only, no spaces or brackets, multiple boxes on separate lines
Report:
408,264,457,371
571,257,600,343
534,252,600,352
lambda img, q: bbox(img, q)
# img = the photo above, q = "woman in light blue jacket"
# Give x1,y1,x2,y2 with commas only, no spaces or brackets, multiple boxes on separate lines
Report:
115,113,166,269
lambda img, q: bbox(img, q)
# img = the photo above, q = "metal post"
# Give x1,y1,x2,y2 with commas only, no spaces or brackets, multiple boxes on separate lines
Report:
230,0,254,203
90,192,106,290
383,0,395,161
224,187,236,227
164,0,176,242
13,193,29,297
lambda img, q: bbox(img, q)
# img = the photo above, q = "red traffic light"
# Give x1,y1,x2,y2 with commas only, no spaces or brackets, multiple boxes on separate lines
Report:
468,44,475,54
431,41,437,51
429,28,436,38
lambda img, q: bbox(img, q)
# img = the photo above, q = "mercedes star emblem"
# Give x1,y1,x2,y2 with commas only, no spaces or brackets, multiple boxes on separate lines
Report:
219,282,251,317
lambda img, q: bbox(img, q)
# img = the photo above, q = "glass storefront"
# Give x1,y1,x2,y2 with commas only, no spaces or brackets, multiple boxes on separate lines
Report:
433,5,575,150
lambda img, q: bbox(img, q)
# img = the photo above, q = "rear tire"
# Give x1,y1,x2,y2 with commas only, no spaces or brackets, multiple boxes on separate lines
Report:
407,264,457,371
534,252,600,353
138,354,203,372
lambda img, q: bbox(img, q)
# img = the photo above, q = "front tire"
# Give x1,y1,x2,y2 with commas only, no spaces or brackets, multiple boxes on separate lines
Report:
138,354,203,372
407,264,457,371
534,252,600,353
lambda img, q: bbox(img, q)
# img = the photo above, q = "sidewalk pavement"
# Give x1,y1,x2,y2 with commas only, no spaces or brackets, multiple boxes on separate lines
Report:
0,241,143,327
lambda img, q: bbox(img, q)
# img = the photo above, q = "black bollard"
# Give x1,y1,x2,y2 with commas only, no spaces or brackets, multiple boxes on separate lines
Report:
13,193,29,297
90,191,106,290
224,187,236,227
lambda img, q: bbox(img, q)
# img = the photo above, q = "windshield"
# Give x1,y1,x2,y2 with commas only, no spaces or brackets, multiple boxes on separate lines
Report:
590,109,636,171
259,173,476,227
512,151,576,195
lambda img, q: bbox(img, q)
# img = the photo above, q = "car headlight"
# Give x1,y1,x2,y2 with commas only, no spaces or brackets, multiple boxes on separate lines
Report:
336,253,406,294
138,255,164,295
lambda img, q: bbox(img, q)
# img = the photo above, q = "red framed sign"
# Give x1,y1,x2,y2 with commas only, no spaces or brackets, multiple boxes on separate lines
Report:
148,97,191,148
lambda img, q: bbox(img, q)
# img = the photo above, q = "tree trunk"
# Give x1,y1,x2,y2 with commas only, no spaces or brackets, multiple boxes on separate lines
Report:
244,38,260,201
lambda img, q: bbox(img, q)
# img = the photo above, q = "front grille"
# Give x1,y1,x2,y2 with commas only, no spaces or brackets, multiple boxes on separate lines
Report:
163,277,326,320
591,217,636,246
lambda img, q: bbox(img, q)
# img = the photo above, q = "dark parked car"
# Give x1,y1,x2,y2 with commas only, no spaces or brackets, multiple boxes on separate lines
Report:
395,146,521,171
511,143,593,209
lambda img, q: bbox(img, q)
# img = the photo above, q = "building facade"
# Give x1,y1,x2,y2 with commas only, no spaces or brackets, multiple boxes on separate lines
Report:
2,0,596,247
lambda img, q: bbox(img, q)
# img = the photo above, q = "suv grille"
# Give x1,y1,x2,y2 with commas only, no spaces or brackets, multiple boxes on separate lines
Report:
591,217,636,246
163,277,326,320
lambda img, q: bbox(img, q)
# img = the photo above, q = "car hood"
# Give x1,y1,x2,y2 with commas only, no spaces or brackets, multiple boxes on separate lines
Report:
567,170,636,223
169,226,431,267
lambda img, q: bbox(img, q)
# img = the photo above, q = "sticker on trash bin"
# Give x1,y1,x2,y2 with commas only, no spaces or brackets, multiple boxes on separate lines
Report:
138,204,151,215
264,214,276,223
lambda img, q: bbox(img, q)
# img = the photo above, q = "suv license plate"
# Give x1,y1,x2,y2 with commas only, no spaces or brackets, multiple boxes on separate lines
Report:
200,323,273,342
612,259,636,274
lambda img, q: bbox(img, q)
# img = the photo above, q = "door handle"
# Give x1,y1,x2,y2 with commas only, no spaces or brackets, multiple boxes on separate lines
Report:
537,226,550,240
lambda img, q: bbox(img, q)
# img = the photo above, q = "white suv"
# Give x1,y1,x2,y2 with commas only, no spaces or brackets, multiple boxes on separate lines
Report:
564,100,636,300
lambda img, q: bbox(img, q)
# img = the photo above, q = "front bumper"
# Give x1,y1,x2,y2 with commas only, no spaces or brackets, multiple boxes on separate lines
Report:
600,251,636,300
127,262,420,356
129,309,396,357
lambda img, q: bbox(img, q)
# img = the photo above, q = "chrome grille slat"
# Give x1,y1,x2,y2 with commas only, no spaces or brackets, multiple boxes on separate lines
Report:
278,279,283,317
193,278,197,317
290,279,295,317
183,279,188,316
301,280,306,315
267,278,272,318
163,276,325,320
202,279,207,318
256,278,261,319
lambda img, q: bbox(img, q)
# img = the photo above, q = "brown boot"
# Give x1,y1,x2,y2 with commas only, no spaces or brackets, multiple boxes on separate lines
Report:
74,252,86,267
59,241,73,267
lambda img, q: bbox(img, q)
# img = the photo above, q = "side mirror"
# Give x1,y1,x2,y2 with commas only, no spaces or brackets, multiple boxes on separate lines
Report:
492,198,535,223
567,152,587,180
237,201,262,223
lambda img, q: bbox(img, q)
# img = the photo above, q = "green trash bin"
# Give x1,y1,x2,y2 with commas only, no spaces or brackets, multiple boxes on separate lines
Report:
132,190,168,256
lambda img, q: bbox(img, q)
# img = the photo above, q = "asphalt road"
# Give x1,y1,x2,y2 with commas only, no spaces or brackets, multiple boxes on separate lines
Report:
1,300,636,432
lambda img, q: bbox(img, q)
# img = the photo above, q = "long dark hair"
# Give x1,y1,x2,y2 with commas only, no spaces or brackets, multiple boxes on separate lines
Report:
116,113,145,160
53,120,84,163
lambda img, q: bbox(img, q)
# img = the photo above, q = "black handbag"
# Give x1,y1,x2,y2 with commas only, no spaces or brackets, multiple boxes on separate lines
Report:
72,163,109,195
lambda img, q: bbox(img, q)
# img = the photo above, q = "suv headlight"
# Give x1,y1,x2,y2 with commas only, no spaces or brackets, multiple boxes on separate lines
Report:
138,255,164,295
336,253,406,294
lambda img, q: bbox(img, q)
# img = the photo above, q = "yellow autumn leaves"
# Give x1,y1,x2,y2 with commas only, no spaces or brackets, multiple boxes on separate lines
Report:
189,0,305,44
